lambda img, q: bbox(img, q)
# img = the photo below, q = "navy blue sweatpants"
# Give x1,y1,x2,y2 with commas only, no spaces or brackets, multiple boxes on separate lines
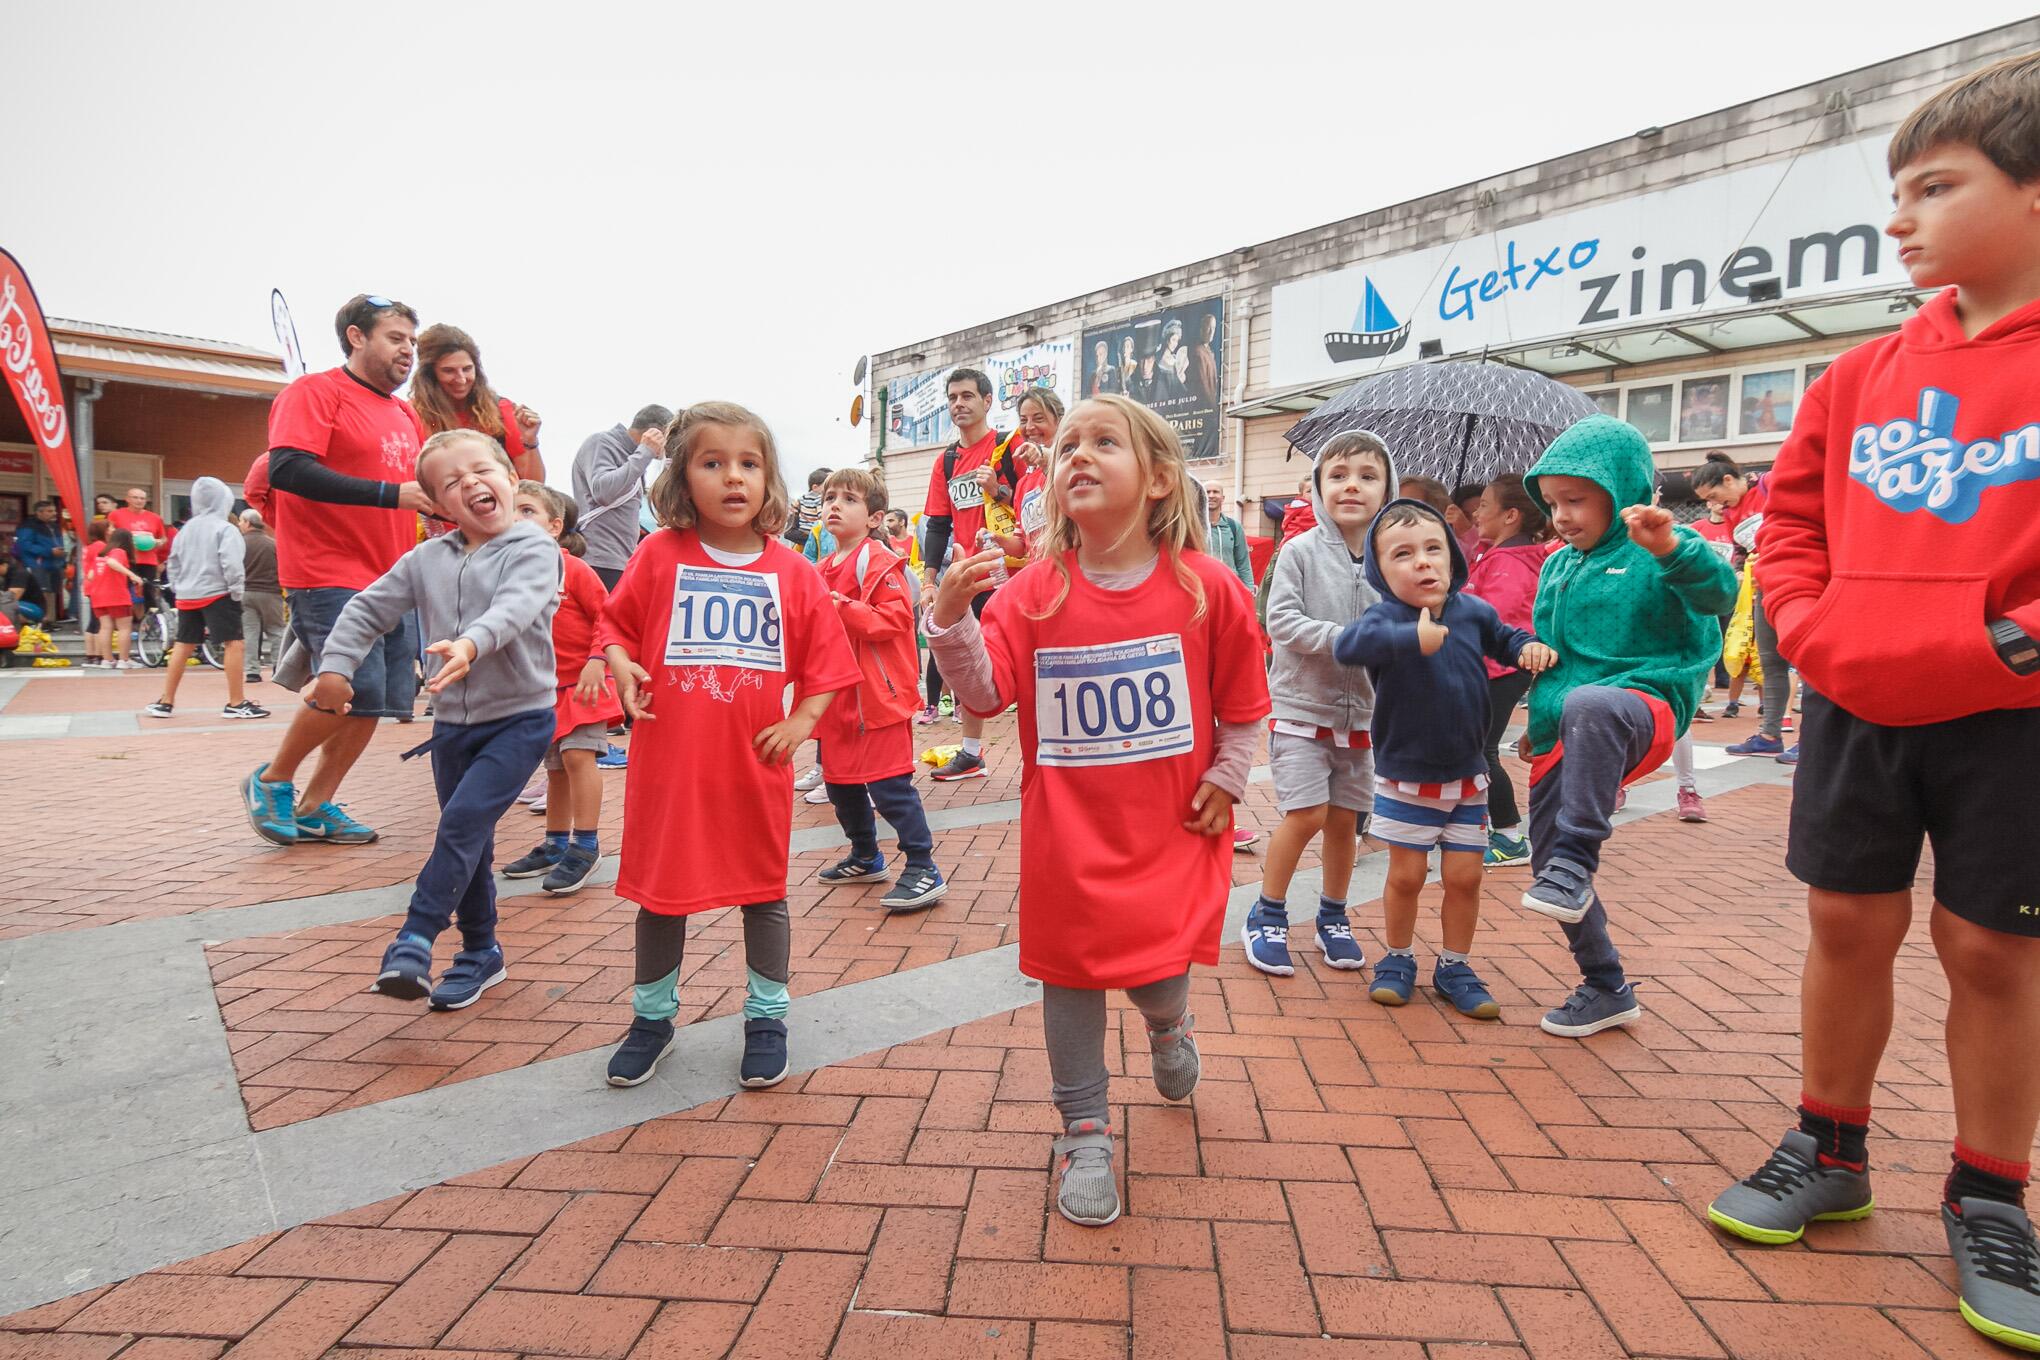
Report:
402,708,555,950
825,773,936,872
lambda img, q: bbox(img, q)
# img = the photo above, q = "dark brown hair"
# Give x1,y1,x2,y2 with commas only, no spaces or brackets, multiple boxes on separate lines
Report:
1485,473,1550,541
1398,475,1453,517
1689,455,1743,491
647,402,791,536
410,324,506,438
517,480,586,558
1889,49,2040,183
332,294,419,358
822,466,887,515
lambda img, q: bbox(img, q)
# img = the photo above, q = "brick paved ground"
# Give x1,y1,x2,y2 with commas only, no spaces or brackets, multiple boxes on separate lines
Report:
13,674,2006,1359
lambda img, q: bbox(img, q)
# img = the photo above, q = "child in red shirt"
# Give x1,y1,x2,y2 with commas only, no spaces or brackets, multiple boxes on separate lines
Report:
810,467,949,911
1705,54,2040,1348
84,523,144,668
595,403,861,1092
928,394,1271,1228
498,482,624,897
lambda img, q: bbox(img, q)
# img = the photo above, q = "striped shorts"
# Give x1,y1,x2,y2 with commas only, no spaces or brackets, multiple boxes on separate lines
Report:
1370,774,1489,854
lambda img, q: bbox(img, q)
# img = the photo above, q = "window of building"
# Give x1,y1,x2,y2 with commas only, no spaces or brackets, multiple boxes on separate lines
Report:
1589,357,1835,450
1626,385,1674,444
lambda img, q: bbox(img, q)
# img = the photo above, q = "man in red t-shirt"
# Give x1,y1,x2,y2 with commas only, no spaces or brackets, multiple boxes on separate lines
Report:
108,487,169,607
919,367,1009,781
242,294,434,848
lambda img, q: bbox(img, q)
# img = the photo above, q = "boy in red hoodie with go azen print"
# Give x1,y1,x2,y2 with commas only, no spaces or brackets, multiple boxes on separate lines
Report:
1705,52,2040,1350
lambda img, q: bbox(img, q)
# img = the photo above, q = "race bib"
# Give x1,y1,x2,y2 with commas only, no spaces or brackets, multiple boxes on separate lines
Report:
947,473,985,512
664,566,785,671
1019,485,1047,537
1035,633,1194,768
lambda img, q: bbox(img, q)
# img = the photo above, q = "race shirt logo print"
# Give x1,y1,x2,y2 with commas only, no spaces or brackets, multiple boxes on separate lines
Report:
1851,387,2040,525
665,565,785,671
1034,633,1193,768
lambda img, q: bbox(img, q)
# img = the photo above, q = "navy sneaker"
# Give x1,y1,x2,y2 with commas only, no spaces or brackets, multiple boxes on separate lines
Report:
1776,744,1800,766
1314,912,1366,970
882,865,948,911
242,764,298,846
1521,858,1594,924
502,842,561,879
1540,982,1642,1037
1241,903,1294,976
1369,953,1417,1006
741,1017,790,1088
543,844,600,895
1433,959,1500,1019
596,744,629,770
819,852,887,882
371,931,434,1000
1727,733,1784,757
606,1017,675,1087
429,945,506,1011
931,749,987,781
297,801,378,845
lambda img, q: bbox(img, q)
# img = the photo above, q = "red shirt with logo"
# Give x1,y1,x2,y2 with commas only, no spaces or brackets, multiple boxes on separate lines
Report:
976,550,1271,989
268,367,426,590
108,508,168,566
84,545,132,610
923,427,1000,556
595,530,861,915
814,539,918,783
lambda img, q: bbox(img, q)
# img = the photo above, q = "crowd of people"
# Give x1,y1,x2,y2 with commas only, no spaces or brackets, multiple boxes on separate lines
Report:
6,49,2027,1350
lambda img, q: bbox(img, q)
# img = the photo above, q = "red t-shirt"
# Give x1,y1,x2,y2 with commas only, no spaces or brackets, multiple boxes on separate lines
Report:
977,550,1271,989
549,551,623,735
814,542,918,783
595,530,861,915
268,367,426,590
85,545,132,609
923,428,1001,556
108,508,168,566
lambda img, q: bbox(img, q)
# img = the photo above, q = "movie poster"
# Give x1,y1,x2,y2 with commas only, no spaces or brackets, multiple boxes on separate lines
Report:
1081,296,1225,460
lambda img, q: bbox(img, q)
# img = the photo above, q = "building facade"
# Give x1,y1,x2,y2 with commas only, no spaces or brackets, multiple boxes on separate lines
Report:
865,21,2039,538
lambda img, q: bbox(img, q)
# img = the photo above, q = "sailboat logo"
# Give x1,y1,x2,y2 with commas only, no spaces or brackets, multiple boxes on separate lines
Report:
1323,278,1411,362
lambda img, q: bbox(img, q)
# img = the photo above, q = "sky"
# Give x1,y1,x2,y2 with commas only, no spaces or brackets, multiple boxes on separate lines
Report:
4,1,2034,490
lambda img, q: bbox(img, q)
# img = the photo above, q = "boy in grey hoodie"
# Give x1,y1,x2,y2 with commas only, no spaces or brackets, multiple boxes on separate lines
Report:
305,430,563,1012
1244,431,1395,976
148,476,266,720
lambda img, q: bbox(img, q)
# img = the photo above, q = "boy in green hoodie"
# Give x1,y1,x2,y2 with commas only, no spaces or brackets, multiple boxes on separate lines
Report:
1517,416,1738,1038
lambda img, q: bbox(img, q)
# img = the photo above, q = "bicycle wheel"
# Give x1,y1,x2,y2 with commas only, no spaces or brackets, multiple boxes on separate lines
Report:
201,639,222,669
134,611,167,668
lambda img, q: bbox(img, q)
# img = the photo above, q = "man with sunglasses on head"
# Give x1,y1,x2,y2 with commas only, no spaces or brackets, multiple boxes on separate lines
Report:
242,293,434,848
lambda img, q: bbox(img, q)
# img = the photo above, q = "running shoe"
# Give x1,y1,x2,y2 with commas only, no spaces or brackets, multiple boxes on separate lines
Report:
794,765,824,791
429,944,506,1011
1232,827,1260,854
803,785,831,804
1777,744,1800,766
740,1017,790,1088
1315,912,1366,970
1945,1197,2040,1352
144,701,174,718
242,764,298,846
297,801,378,844
543,844,601,895
913,705,939,726
1727,733,1784,756
528,791,548,814
515,772,546,804
1484,831,1531,867
1146,1012,1199,1102
502,842,562,879
371,931,434,1000
937,694,955,719
1369,953,1416,1006
1053,1120,1119,1227
596,744,629,769
1707,1130,1874,1245
1241,903,1294,976
224,700,269,720
1521,858,1594,924
1540,982,1642,1037
1433,960,1500,1019
882,866,948,911
1677,787,1709,822
244,671,263,684
819,852,887,882
606,1017,675,1087
1722,700,1742,717
931,749,987,781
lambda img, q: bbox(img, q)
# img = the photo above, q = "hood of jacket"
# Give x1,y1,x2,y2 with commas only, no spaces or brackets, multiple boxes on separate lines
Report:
1301,435,1400,569
164,475,245,601
1523,415,1654,552
1360,497,1469,614
189,476,233,521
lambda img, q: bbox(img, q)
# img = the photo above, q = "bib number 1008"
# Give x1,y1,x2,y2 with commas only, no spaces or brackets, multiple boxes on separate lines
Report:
665,565,786,671
1034,633,1194,768
673,592,780,648
1050,670,1176,737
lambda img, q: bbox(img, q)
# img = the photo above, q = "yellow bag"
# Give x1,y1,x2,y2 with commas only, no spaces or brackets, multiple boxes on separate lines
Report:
1721,557,1764,685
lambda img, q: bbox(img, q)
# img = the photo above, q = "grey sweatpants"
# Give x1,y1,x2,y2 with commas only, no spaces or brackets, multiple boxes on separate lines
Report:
1528,686,1661,994
242,591,287,670
1042,973,1190,1127
1752,588,1791,740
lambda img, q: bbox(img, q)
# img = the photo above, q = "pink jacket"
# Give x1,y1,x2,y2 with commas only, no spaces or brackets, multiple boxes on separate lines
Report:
1464,539,1548,678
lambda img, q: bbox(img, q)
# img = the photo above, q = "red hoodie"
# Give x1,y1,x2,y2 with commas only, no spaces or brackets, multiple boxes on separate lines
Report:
1279,496,1316,543
1757,289,2040,726
1464,538,1548,679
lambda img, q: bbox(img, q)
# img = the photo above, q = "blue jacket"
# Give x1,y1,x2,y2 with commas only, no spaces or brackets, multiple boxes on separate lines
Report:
1333,498,1536,783
14,519,65,574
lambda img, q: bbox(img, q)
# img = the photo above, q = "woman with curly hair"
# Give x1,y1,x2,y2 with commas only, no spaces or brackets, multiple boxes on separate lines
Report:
408,323,543,480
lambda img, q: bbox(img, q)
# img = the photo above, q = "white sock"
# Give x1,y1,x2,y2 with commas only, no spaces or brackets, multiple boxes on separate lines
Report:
1438,949,1469,966
1385,945,1415,959
962,736,982,758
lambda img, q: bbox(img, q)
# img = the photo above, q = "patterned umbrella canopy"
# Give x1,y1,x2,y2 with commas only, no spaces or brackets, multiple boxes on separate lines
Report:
1282,361,1600,487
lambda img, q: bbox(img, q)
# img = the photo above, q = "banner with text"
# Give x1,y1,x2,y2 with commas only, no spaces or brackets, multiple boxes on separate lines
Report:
1081,296,1226,460
0,249,84,536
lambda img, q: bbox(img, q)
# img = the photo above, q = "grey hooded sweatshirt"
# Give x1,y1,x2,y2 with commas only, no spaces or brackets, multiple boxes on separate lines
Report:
164,476,246,602
317,520,561,726
1262,440,1398,731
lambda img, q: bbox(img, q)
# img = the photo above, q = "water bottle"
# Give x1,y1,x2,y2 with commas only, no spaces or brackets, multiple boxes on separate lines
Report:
977,529,1008,587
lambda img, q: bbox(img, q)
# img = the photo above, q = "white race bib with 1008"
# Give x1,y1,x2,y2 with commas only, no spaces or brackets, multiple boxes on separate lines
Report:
664,565,785,671
1034,632,1193,768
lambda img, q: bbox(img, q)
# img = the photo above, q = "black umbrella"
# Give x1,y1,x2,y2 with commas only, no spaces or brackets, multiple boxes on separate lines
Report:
1282,360,1600,488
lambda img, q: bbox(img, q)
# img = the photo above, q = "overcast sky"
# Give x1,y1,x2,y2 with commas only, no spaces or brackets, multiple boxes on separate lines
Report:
5,1,2032,489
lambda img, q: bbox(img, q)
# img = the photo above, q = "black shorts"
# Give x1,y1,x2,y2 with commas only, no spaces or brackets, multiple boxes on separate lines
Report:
1787,689,2040,936
174,596,243,646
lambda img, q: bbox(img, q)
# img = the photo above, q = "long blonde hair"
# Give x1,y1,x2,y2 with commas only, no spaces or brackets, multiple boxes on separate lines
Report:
1028,394,1207,621
647,401,792,536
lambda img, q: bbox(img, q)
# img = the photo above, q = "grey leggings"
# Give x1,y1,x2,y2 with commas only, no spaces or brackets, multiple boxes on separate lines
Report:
631,901,790,1023
1753,588,1791,739
1042,973,1190,1127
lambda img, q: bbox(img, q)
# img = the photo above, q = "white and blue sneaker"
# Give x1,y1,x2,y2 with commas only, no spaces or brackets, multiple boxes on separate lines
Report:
372,931,434,1001
1242,903,1294,976
1315,912,1367,970
596,744,629,770
819,852,887,883
243,764,298,846
297,801,378,845
1540,981,1642,1037
429,945,506,1011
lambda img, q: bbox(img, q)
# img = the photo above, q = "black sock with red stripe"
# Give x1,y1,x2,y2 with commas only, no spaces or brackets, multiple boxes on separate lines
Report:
1798,1095,1870,1172
1945,1143,2029,1213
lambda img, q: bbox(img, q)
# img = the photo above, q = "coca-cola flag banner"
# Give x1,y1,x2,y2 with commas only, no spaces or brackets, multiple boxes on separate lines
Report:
271,288,306,379
0,249,84,536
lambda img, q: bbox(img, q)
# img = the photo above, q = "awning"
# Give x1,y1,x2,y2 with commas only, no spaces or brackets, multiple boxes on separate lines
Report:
48,317,288,399
1229,283,1933,419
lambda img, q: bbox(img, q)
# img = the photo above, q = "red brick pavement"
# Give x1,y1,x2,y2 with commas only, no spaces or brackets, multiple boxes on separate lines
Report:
6,779,2024,1359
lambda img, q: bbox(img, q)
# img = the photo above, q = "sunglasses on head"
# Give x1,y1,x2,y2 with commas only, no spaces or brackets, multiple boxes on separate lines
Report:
362,295,394,308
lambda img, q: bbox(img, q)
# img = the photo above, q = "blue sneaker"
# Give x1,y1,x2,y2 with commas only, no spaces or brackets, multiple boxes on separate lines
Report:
543,844,601,895
372,932,434,1001
1433,960,1500,1019
1540,982,1642,1037
1241,904,1294,977
606,1016,675,1087
596,744,629,769
429,944,506,1011
1521,857,1594,924
741,1017,790,1088
1727,733,1784,757
1484,831,1531,867
819,852,887,883
296,801,378,845
502,842,562,878
1369,953,1417,1006
1315,912,1366,970
1776,744,1800,766
242,764,298,846
882,865,948,912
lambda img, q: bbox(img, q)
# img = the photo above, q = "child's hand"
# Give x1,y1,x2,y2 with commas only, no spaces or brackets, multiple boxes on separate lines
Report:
1518,641,1558,673
574,657,608,706
424,638,479,693
303,672,353,716
829,591,849,606
1417,607,1449,656
931,548,1002,629
609,653,655,721
1621,504,1678,557
754,713,816,766
1516,731,1532,761
1183,782,1236,837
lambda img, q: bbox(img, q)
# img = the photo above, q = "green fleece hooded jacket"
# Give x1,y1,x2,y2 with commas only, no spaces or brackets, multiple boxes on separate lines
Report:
1522,416,1738,756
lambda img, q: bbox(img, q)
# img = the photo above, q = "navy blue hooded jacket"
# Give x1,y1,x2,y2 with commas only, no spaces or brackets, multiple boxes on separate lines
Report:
1333,498,1537,783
